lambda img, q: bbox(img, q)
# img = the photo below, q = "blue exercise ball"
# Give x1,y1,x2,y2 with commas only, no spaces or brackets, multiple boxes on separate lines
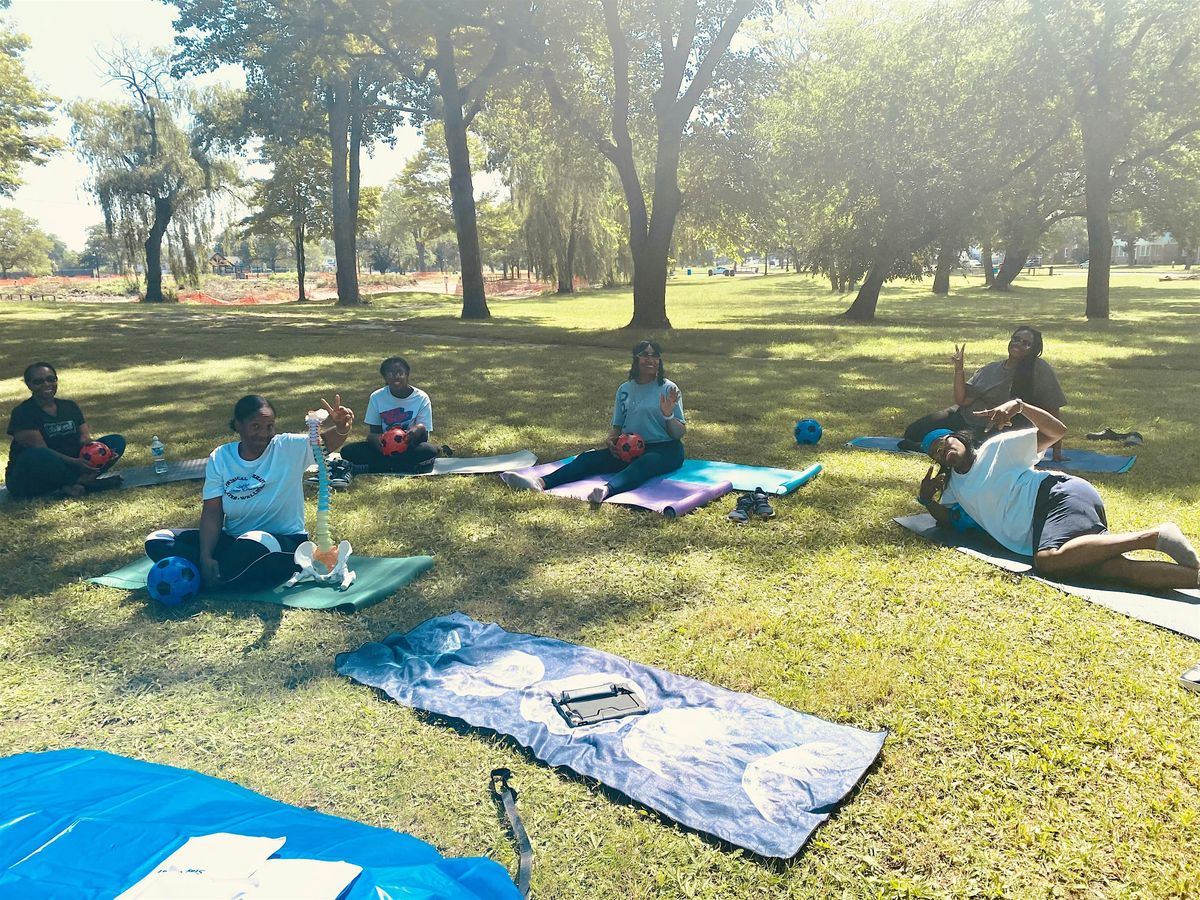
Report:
794,418,823,445
147,556,201,606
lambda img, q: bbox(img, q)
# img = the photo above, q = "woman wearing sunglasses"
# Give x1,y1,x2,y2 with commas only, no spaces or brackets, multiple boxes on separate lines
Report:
4,362,126,499
501,340,686,503
901,326,1066,461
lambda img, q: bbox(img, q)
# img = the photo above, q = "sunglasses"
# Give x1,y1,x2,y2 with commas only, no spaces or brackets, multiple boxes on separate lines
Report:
636,351,661,359
28,375,58,385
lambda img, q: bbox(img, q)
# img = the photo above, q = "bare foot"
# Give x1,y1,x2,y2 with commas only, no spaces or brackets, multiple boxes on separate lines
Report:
588,485,609,505
500,471,544,492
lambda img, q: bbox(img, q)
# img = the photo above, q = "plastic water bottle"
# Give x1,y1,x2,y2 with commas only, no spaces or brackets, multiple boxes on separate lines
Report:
151,436,167,475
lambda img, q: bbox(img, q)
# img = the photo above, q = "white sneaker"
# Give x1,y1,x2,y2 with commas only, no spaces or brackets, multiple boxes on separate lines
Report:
1181,663,1200,694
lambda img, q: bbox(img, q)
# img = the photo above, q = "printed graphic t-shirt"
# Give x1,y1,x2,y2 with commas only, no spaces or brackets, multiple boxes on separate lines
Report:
611,379,685,444
202,432,312,536
962,359,1066,417
6,397,85,475
364,386,433,433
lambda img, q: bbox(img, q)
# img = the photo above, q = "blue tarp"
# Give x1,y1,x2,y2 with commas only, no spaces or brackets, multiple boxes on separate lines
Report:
337,613,886,859
0,748,521,900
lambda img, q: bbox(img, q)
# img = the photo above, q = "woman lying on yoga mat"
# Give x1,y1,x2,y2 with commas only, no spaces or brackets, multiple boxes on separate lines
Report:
145,393,354,588
901,326,1066,461
917,402,1199,590
5,362,126,499
501,339,686,504
339,355,449,475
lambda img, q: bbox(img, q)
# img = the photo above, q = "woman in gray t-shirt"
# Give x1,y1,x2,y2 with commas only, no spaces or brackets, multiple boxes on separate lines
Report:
902,326,1066,459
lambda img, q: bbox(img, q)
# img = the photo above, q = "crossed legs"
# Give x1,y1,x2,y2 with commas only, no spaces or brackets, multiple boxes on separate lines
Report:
1035,526,1200,591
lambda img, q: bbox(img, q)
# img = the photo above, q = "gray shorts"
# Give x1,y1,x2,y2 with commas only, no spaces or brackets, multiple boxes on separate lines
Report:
1032,475,1108,553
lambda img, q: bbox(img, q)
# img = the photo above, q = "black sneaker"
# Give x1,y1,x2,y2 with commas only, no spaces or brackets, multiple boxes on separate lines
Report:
751,487,775,519
328,459,354,489
727,494,755,524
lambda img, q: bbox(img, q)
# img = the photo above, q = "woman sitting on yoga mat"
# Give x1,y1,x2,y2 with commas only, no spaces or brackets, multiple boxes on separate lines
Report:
917,402,1199,590
901,326,1066,461
501,339,686,504
145,393,354,589
339,355,449,475
5,361,126,499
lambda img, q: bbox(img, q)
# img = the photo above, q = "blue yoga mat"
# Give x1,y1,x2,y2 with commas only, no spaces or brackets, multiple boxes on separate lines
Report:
846,436,1136,474
0,748,520,899
671,459,822,494
337,613,886,859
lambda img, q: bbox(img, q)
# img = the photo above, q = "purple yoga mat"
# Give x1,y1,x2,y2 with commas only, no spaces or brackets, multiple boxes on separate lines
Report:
513,459,732,518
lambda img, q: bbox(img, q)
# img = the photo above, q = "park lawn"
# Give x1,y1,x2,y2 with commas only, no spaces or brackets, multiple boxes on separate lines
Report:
1,270,1198,898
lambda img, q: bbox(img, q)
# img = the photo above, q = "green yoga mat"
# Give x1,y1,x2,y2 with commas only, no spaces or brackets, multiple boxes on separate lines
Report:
89,554,433,612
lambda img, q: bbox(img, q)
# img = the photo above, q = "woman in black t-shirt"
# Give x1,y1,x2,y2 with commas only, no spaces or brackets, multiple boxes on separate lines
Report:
5,362,126,499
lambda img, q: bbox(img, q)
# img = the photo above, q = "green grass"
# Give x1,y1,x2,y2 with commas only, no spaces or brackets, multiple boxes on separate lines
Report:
2,270,1199,898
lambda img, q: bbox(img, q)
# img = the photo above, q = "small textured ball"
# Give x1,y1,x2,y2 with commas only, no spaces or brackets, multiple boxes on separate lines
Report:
146,556,201,606
614,432,646,463
379,427,410,456
79,441,113,468
793,418,823,445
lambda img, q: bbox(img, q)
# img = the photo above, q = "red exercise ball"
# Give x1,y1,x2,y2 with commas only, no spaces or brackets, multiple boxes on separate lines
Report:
614,432,646,463
79,441,113,468
379,427,410,456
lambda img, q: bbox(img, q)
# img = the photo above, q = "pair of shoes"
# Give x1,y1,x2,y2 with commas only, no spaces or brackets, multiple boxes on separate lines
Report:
1180,663,1200,694
728,489,775,523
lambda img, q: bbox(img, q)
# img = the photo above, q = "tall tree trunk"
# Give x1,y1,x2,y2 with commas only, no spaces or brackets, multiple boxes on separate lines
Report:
349,81,363,274
625,124,684,330
1126,236,1135,267
328,81,360,306
558,195,580,294
293,221,307,302
981,239,995,286
434,33,489,320
143,196,172,303
842,258,889,321
931,246,953,294
414,235,427,272
991,249,1030,291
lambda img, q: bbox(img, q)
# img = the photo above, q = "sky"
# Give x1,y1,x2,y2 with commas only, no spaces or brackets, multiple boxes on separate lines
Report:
4,0,423,249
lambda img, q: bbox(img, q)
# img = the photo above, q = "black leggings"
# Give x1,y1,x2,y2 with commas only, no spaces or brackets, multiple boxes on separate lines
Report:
542,440,684,497
903,408,1034,445
145,528,306,590
5,434,126,499
340,439,439,473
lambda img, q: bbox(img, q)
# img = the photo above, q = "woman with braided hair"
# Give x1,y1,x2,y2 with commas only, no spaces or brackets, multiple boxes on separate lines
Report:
901,326,1067,461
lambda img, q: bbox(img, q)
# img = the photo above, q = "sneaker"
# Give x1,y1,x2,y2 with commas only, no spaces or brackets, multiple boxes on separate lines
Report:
328,459,354,489
1181,663,1200,694
751,487,775,519
727,494,755,524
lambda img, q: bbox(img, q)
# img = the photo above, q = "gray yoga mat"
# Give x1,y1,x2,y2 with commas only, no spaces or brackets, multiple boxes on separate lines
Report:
0,458,207,502
398,449,538,476
895,512,1200,640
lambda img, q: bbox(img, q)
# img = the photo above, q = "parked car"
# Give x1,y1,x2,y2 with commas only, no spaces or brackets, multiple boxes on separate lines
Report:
708,266,731,276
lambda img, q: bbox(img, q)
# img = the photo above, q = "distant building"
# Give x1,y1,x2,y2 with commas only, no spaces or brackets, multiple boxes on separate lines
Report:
209,253,244,275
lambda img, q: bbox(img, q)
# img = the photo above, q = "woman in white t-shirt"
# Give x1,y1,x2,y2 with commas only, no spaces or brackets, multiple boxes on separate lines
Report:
917,401,1198,591
500,340,686,504
145,393,354,589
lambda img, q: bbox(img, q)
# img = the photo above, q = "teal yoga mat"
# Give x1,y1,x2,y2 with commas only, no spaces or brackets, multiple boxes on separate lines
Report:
89,554,433,612
669,459,823,495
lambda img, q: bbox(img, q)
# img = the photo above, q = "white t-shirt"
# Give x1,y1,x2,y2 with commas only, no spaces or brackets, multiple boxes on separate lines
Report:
364,386,433,433
939,428,1051,555
611,379,685,444
202,432,312,536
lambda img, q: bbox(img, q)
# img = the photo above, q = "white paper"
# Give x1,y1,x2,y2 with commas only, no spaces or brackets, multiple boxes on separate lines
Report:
115,833,360,900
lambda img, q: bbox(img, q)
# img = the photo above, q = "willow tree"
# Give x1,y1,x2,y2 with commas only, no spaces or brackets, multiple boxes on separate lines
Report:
0,15,62,195
69,50,239,303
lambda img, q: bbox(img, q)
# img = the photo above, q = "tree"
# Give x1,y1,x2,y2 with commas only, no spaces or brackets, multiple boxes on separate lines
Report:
0,207,53,275
542,0,761,328
242,137,334,300
360,183,416,273
69,49,239,303
80,223,127,273
0,17,62,195
1025,0,1200,317
172,0,418,307
392,132,455,274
